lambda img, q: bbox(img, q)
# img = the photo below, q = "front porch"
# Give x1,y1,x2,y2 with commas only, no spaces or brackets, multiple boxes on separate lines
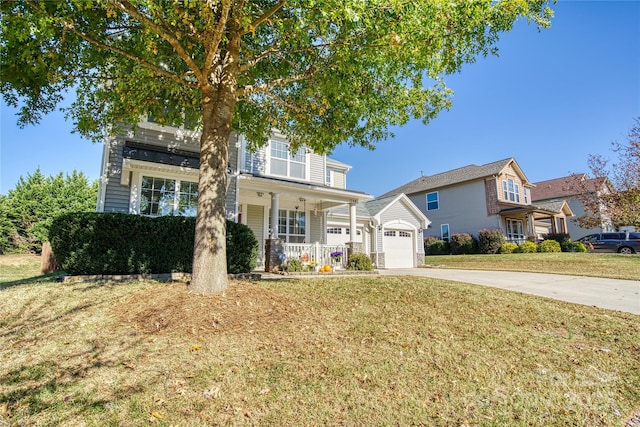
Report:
499,201,574,244
234,173,373,270
264,241,350,271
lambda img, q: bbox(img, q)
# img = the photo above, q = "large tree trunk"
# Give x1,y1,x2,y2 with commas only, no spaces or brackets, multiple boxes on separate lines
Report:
190,85,237,293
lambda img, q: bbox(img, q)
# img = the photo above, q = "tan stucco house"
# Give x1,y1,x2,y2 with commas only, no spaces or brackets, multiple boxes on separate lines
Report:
381,158,574,243
96,118,428,269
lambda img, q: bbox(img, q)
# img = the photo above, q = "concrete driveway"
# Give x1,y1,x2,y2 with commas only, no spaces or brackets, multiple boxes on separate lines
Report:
378,268,640,315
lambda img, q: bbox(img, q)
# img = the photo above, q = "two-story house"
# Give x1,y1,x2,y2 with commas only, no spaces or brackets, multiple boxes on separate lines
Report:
381,158,573,243
96,119,428,269
531,174,613,239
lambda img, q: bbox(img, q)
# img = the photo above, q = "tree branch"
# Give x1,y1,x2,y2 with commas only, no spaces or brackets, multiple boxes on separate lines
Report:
24,0,197,89
203,0,233,76
108,0,207,87
238,70,313,98
240,0,286,36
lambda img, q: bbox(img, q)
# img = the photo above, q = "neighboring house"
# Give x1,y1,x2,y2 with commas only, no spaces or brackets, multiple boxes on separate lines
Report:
531,174,613,239
381,158,574,244
326,194,430,268
96,118,427,269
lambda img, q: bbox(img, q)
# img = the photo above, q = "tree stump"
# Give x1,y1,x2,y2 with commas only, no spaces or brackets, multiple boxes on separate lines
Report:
40,242,59,274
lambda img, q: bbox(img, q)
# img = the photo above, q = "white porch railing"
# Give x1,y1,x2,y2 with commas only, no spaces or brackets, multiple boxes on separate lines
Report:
281,242,348,268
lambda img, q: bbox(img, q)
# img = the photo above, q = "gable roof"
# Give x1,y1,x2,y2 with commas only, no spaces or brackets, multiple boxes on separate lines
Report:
329,193,429,227
531,174,607,201
380,158,529,197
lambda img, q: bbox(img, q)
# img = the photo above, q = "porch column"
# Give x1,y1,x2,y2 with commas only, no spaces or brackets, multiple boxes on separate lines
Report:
349,200,357,243
270,192,279,238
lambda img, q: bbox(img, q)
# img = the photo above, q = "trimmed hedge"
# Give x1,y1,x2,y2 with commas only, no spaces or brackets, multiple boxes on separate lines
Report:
424,236,450,255
49,212,257,275
568,241,588,253
543,233,572,252
516,241,538,253
538,239,561,253
449,233,477,255
477,229,505,254
500,242,518,254
347,252,373,271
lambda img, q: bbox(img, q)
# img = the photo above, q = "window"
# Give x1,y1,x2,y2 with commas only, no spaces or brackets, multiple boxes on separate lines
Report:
276,209,306,243
326,168,334,186
506,219,524,242
140,176,198,216
345,228,361,236
327,227,342,234
384,230,396,237
441,224,450,242
503,178,521,202
399,231,411,237
427,191,439,210
524,187,529,204
244,149,255,173
270,140,306,179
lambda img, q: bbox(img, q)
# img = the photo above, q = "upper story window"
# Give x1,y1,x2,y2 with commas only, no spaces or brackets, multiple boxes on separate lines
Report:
502,178,521,203
270,140,306,179
326,168,334,186
426,191,439,210
523,187,529,204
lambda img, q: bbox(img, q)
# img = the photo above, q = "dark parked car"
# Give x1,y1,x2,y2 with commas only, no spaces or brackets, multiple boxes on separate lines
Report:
578,232,640,254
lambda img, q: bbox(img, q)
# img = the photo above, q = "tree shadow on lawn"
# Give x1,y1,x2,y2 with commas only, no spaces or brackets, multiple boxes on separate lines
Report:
0,287,148,425
0,272,67,290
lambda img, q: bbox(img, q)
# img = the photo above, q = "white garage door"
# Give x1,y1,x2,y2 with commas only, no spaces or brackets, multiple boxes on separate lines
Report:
383,230,414,268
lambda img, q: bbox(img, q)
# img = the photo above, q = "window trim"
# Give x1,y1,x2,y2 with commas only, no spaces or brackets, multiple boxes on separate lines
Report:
136,173,199,217
440,224,450,241
503,178,521,203
267,139,308,180
426,191,439,211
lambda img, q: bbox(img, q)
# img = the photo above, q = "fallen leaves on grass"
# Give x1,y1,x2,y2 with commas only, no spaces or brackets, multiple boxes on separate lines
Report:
113,281,300,337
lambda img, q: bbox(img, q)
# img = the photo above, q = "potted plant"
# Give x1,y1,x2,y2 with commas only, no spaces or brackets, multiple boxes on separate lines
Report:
331,251,343,269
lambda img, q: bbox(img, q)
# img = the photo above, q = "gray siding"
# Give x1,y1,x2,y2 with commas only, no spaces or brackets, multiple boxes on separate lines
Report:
309,154,325,185
101,137,130,212
334,170,346,189
309,212,324,243
412,180,495,239
247,204,265,263
380,201,421,229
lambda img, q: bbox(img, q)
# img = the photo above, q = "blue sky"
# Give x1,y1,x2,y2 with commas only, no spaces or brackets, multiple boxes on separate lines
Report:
1,1,639,197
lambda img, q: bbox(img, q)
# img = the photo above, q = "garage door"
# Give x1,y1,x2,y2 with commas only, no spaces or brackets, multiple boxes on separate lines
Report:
383,230,414,268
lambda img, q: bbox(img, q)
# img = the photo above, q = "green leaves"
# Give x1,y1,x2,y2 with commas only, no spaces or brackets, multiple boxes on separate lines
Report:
0,168,98,254
2,0,553,147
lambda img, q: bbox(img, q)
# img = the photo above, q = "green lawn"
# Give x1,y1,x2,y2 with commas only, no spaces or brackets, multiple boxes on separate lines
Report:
1,255,639,426
424,252,640,280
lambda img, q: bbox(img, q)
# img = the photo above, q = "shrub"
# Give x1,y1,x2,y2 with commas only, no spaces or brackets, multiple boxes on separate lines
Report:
49,212,257,275
543,233,572,252
538,239,561,253
226,220,258,274
347,252,373,271
500,242,518,254
286,258,303,272
477,229,505,254
424,236,450,255
449,233,477,255
568,241,588,253
516,241,538,253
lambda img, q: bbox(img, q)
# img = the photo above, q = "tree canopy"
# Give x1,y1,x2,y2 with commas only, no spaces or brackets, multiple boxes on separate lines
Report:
0,169,98,254
575,117,640,229
1,0,553,292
